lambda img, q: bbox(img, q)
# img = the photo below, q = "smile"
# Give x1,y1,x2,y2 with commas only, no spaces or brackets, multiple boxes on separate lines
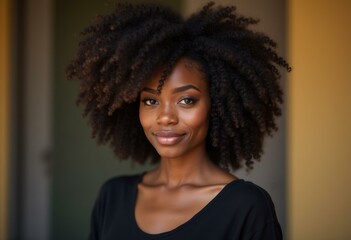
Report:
152,131,186,145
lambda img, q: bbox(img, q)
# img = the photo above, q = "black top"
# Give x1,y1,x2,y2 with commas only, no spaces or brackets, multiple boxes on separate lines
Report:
89,173,282,240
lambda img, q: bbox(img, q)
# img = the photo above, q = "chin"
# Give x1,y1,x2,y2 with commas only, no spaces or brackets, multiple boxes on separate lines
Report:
153,143,194,160
155,149,185,160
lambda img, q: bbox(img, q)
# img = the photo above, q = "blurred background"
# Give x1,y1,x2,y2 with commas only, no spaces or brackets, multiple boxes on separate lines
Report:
0,0,350,239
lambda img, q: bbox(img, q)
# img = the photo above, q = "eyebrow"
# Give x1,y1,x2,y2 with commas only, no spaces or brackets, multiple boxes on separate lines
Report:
141,85,201,94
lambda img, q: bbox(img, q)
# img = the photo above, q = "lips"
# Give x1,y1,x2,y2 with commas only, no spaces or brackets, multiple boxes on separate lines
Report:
152,131,186,145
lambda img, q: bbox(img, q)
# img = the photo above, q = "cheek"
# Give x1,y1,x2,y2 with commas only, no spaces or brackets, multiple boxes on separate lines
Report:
139,108,151,130
181,106,210,134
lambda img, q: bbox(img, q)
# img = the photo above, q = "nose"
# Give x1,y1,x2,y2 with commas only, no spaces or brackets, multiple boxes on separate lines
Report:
156,104,178,125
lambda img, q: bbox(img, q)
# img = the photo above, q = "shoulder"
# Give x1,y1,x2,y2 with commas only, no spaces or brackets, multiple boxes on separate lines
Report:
224,179,278,218
223,180,282,237
96,173,143,199
102,173,142,188
226,179,274,202
89,174,143,238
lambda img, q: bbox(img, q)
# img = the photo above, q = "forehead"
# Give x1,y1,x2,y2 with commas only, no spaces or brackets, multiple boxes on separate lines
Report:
144,58,207,89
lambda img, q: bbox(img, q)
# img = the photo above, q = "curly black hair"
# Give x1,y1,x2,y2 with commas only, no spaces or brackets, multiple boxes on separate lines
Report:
66,2,290,170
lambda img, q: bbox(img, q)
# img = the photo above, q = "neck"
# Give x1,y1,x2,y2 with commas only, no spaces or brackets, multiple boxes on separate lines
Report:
153,149,215,187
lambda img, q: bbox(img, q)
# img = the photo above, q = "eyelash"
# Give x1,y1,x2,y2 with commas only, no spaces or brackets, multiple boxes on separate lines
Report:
141,97,198,106
178,97,198,105
141,98,158,106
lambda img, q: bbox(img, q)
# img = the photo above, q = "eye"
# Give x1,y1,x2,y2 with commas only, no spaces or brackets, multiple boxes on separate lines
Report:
141,98,159,106
178,97,198,105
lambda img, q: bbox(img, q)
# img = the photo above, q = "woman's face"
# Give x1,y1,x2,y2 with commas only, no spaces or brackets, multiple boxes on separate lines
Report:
139,58,211,160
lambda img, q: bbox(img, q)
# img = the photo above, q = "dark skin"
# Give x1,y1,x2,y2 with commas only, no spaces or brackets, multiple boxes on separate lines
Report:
136,58,236,234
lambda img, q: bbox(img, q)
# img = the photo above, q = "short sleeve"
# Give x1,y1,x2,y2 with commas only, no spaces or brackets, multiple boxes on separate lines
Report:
88,183,107,240
244,220,283,240
87,175,139,240
231,181,283,240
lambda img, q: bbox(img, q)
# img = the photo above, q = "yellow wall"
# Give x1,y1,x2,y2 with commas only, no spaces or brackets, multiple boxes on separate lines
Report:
0,0,10,239
288,0,351,239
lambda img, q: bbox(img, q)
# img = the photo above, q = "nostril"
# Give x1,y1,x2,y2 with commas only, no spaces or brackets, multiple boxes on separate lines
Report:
156,109,178,125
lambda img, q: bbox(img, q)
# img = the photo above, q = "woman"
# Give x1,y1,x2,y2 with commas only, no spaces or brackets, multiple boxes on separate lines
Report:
66,2,290,239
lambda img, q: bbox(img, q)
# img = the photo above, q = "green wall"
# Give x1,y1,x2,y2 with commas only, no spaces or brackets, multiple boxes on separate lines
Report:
52,0,181,239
